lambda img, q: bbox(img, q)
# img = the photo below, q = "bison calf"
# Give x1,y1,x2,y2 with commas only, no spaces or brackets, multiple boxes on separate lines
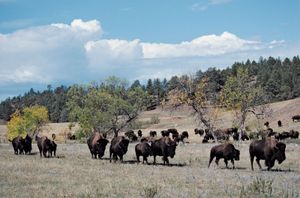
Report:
249,138,286,171
208,143,240,169
135,142,153,164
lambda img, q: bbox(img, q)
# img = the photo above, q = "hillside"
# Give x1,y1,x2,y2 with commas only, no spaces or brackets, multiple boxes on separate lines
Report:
0,97,299,143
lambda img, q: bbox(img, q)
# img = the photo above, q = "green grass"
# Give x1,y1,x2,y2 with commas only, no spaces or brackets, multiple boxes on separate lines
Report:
0,141,299,198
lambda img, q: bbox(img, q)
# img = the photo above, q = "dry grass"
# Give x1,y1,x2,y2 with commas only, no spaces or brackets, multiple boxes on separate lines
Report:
0,98,300,197
0,140,300,198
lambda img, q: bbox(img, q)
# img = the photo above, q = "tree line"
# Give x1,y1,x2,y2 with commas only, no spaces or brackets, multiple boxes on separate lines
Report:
1,55,300,124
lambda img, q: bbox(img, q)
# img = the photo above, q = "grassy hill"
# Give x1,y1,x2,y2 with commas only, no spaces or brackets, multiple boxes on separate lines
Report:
0,97,299,143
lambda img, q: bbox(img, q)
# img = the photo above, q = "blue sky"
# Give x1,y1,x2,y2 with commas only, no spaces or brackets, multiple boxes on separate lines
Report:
0,0,299,101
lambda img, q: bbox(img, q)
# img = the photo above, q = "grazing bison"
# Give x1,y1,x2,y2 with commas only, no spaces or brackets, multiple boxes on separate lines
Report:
36,135,53,158
275,132,290,140
135,142,153,164
149,131,157,137
208,143,240,169
168,128,179,139
161,130,170,137
292,115,300,122
290,130,299,139
194,128,205,136
277,120,282,127
87,132,109,159
232,132,249,141
125,130,138,142
264,121,270,128
12,136,25,155
137,130,143,138
249,138,286,171
151,137,177,165
174,131,189,143
109,136,130,162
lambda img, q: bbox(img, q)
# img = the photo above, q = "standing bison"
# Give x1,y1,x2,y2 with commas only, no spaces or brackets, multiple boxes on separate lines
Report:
11,134,32,155
109,136,130,162
36,136,53,158
87,132,109,159
292,115,300,122
12,136,25,155
151,137,177,165
208,143,240,169
135,142,153,164
249,138,286,171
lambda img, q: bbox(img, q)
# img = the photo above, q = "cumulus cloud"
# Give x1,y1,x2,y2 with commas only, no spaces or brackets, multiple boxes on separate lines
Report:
142,32,262,58
0,18,297,100
85,39,143,69
0,19,102,85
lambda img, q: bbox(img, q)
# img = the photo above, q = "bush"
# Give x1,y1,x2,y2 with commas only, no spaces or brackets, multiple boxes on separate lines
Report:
141,185,160,198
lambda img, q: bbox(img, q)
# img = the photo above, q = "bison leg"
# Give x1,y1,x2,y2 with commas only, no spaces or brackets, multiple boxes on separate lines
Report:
256,158,262,170
224,159,228,168
215,157,220,166
136,154,140,163
231,159,235,169
153,155,156,165
120,155,123,162
208,154,215,168
109,151,112,163
250,154,254,171
163,156,169,165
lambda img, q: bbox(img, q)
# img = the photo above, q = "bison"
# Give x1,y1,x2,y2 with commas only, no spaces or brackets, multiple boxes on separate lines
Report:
135,142,153,164
161,130,170,137
137,130,143,138
194,128,204,136
87,132,109,159
174,131,189,143
292,115,300,122
49,140,57,157
277,120,282,127
208,143,240,169
249,138,286,171
168,128,179,139
149,131,157,137
36,135,53,158
289,130,299,139
125,130,138,142
109,136,130,162
12,136,25,155
151,137,177,165
11,134,32,155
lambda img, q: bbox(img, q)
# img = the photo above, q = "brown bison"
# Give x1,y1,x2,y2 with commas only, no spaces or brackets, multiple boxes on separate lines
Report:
292,115,300,122
87,132,109,159
149,131,157,137
168,128,179,139
109,136,130,162
12,136,25,155
11,134,32,155
151,137,177,165
277,120,282,127
137,130,143,138
249,138,286,171
275,132,290,140
49,140,57,157
135,142,153,164
208,143,240,169
161,130,170,137
125,130,138,142
36,135,53,158
194,128,204,136
289,130,299,139
174,131,189,143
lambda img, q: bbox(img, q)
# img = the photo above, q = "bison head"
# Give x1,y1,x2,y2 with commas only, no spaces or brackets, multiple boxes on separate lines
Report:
96,138,109,158
166,140,177,158
234,149,240,161
273,142,286,164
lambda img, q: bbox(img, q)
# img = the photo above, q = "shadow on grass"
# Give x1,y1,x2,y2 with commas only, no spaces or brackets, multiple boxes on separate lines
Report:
219,166,247,170
99,158,187,167
262,168,298,173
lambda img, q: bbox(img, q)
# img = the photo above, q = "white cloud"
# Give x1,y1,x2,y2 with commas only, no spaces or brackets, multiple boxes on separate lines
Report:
142,32,262,58
0,18,297,101
85,39,143,69
191,0,232,11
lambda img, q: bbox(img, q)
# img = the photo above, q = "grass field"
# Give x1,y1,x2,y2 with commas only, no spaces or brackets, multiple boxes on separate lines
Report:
0,139,300,198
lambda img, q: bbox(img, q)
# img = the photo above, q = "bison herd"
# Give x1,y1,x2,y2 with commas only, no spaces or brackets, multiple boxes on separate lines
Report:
10,115,300,171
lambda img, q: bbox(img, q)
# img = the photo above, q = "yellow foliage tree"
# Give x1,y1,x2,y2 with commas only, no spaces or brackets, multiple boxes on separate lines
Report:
7,105,49,140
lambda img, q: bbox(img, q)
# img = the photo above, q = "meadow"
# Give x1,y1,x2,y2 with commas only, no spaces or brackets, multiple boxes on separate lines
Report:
0,139,299,198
